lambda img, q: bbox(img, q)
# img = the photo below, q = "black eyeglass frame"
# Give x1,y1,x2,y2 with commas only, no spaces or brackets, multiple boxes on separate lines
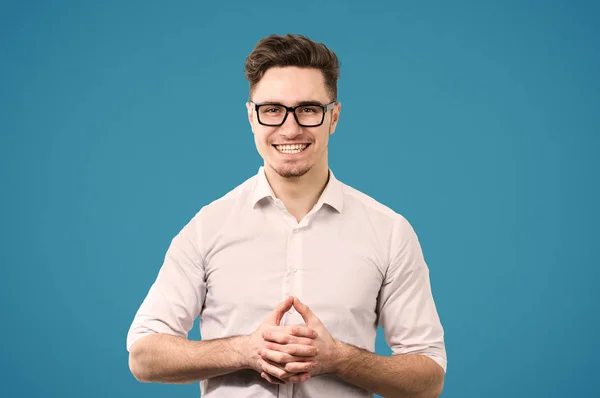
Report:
250,101,337,127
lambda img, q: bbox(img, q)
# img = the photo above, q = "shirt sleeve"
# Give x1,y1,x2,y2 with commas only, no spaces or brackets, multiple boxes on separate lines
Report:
377,216,447,373
126,214,206,352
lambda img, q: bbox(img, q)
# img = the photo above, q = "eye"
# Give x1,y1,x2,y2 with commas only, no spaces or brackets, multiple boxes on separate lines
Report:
264,107,281,113
298,106,319,113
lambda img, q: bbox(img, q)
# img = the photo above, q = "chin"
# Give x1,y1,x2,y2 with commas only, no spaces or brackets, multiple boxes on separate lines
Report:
270,163,313,178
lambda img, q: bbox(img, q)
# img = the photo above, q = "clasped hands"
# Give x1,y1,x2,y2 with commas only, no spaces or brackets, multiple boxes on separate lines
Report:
246,296,340,384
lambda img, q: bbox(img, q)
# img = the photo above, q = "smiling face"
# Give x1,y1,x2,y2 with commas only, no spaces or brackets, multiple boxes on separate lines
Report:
247,66,341,179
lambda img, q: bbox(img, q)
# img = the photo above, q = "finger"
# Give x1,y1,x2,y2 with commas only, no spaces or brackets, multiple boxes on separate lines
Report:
262,371,310,384
262,330,317,346
261,348,314,364
293,297,318,325
266,296,294,325
261,372,286,384
259,358,291,380
284,372,311,383
262,326,317,342
264,342,319,357
283,360,316,374
285,324,318,339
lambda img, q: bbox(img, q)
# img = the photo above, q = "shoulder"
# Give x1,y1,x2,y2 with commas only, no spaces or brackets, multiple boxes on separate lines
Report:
338,179,417,242
182,172,258,235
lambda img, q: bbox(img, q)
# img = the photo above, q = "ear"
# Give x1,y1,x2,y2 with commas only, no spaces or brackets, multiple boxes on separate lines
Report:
329,102,341,135
246,102,255,134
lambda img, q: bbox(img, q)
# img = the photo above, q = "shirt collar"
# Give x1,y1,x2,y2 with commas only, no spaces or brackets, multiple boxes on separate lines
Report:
252,166,344,213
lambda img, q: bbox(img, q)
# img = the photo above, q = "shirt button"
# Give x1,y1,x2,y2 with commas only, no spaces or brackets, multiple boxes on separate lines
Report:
292,268,298,273
293,229,299,234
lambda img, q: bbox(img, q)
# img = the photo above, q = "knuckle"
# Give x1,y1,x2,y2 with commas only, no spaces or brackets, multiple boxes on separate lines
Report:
264,342,276,350
299,339,312,347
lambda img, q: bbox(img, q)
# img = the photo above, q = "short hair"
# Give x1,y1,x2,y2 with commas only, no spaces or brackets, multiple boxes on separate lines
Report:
244,34,340,101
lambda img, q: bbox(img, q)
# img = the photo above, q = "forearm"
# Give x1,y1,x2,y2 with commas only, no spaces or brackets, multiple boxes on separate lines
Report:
128,333,249,383
333,342,445,398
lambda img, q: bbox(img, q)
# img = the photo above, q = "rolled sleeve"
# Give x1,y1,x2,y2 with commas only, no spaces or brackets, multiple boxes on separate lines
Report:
377,217,447,373
126,215,206,352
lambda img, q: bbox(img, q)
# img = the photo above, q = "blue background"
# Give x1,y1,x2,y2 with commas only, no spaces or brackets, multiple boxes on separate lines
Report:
1,1,599,397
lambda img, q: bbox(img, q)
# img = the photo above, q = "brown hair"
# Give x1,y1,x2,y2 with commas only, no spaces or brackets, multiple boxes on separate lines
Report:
244,34,340,101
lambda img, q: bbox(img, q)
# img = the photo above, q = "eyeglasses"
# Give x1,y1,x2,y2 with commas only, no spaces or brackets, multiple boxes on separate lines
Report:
250,101,336,127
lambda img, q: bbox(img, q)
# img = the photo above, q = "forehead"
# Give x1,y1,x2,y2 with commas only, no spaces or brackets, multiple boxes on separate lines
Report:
252,67,329,104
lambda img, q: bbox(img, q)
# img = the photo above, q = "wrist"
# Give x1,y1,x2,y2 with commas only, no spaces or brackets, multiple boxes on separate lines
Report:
329,340,350,375
232,335,251,370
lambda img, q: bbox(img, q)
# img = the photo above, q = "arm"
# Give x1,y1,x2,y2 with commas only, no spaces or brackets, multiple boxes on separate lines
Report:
360,216,446,397
129,296,318,384
126,214,209,381
261,298,445,397
333,342,444,398
127,215,319,385
129,333,248,383
260,216,447,396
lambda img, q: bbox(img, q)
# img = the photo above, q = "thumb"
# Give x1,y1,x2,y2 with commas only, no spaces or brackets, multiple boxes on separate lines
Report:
265,296,294,325
293,297,318,326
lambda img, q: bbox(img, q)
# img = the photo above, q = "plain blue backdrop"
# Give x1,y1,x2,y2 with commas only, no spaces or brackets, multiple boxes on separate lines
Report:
1,1,599,397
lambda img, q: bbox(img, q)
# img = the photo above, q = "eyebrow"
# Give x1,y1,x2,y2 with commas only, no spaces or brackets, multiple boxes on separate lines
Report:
255,100,326,106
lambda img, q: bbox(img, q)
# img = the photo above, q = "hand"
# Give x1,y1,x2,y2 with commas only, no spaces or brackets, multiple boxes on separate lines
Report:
245,296,319,384
261,297,341,379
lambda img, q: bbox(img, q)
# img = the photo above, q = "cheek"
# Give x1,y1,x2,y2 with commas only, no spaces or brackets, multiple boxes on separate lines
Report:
315,128,330,145
253,129,273,150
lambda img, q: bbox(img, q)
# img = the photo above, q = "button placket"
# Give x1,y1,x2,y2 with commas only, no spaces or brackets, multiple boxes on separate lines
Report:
286,226,304,316
287,228,296,315
279,383,293,398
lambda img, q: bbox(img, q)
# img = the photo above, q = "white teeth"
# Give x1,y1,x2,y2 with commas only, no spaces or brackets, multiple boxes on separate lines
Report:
275,144,308,154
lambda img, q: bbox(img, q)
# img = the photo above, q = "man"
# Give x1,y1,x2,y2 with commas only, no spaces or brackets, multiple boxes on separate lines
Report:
127,33,447,398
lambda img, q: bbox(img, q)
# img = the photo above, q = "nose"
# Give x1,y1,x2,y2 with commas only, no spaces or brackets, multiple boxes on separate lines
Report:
279,110,302,139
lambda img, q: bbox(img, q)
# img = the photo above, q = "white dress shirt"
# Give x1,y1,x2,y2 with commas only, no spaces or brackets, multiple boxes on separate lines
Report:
127,166,446,397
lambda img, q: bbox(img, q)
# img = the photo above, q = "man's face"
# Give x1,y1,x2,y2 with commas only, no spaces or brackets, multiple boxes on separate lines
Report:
247,67,340,179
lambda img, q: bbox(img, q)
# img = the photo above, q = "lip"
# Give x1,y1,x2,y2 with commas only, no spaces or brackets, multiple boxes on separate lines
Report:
272,143,311,146
272,143,311,156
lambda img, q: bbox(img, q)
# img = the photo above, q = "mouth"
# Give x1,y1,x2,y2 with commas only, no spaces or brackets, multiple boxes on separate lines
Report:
272,143,311,155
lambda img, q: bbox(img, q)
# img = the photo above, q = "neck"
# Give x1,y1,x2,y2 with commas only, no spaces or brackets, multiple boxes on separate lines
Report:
264,162,330,222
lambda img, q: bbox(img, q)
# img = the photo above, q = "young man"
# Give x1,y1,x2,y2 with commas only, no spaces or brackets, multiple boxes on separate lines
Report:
127,34,447,398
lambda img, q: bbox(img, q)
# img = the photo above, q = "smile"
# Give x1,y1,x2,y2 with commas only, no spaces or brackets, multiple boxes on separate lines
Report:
273,143,311,154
